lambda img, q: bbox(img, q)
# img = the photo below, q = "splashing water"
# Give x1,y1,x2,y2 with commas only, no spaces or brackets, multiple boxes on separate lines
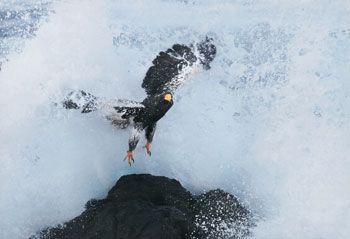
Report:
1,0,350,238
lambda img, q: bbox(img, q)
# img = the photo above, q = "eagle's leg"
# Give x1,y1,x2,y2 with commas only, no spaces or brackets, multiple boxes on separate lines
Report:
124,151,134,166
142,142,151,156
125,123,143,166
143,123,157,156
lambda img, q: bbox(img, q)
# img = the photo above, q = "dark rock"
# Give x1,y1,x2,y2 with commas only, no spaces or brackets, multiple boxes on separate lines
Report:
32,174,253,239
191,189,253,239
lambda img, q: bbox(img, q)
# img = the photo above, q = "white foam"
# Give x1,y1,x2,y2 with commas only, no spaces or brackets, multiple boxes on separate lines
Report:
1,0,350,238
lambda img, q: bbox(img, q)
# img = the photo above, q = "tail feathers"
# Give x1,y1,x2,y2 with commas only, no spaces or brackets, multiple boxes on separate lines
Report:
62,90,98,113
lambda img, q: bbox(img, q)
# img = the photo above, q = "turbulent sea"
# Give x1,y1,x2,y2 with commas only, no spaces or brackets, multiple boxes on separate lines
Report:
1,0,350,238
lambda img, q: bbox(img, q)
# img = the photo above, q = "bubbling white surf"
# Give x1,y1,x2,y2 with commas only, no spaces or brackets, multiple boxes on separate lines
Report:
1,0,350,238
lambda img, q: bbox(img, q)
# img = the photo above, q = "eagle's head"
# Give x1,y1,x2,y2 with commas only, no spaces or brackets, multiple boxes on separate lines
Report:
158,92,173,110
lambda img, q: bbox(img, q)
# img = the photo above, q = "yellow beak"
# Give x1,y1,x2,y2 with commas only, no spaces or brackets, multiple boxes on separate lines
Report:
164,94,172,102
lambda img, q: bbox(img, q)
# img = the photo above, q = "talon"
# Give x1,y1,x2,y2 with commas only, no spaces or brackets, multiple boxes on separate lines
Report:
142,141,151,156
124,151,134,166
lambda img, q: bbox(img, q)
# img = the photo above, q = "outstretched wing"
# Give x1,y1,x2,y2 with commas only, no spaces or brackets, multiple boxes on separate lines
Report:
142,37,216,97
62,90,144,128
100,99,144,120
62,90,98,113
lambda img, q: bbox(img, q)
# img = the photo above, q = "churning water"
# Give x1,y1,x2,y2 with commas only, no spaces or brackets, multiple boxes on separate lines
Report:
1,0,350,238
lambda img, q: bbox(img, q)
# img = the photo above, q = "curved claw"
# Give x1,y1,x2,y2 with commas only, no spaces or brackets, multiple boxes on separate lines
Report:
124,151,134,166
142,142,151,156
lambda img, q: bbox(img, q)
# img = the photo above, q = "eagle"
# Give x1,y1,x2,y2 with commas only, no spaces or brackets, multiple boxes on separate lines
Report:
62,37,216,165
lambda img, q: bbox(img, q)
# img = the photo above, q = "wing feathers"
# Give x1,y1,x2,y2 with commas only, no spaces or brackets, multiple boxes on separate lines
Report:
142,38,216,97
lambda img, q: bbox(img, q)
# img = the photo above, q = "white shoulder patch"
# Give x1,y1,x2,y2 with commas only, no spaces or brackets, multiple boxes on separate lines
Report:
102,99,145,108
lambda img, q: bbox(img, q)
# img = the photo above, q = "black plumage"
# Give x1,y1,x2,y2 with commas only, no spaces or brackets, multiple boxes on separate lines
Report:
142,44,197,96
62,37,216,165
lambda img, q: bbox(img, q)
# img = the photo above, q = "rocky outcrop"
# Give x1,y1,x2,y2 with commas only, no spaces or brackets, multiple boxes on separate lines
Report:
191,190,252,239
32,174,253,239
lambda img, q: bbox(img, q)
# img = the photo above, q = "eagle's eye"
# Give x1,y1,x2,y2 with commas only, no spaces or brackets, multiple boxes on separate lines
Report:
164,94,172,102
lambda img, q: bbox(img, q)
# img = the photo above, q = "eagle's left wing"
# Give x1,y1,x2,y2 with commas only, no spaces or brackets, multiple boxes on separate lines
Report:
141,37,216,97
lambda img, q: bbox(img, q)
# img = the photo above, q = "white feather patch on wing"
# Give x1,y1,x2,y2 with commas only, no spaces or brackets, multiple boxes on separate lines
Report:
65,90,96,108
99,99,144,122
164,59,203,95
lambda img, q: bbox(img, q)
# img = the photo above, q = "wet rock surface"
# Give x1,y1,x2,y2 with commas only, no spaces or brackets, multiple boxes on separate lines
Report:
33,174,253,239
191,190,253,239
